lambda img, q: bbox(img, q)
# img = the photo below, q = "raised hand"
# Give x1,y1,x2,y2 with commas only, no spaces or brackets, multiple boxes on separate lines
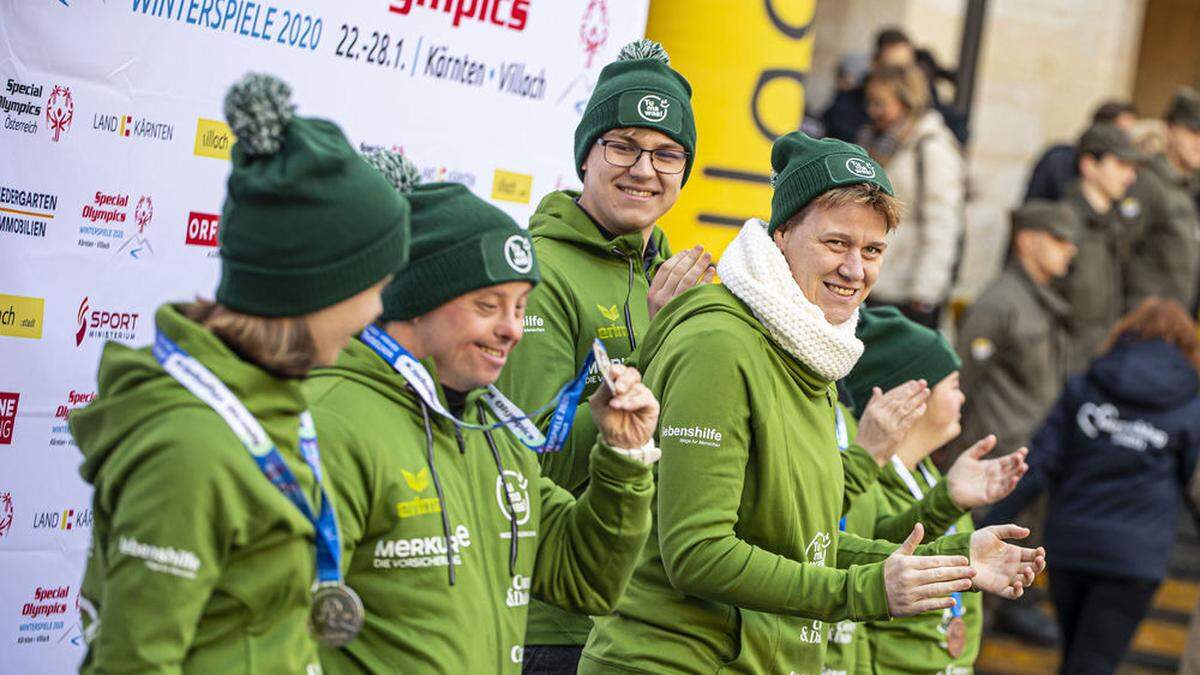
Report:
855,380,930,466
589,364,660,450
647,246,714,320
968,524,1047,599
945,435,1029,509
884,524,976,617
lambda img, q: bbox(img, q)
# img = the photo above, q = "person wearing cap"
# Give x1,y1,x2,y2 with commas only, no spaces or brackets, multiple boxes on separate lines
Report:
67,74,410,674
1126,87,1200,312
493,39,710,672
579,132,1045,674
305,152,661,674
953,200,1080,461
1055,123,1141,373
1024,100,1140,203
823,308,1030,675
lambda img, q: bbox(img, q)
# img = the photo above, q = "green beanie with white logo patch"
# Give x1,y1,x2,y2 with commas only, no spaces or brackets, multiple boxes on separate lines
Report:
768,132,893,236
574,39,697,185
363,150,540,322
217,73,410,317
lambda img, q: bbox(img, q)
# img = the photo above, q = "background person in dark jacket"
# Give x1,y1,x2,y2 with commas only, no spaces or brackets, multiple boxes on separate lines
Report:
1023,101,1138,203
982,297,1200,675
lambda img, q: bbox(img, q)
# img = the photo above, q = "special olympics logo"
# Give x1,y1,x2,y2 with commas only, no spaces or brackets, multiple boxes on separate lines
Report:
845,157,876,179
45,85,74,143
0,492,12,540
637,95,670,123
75,296,89,347
579,0,609,68
134,196,154,233
503,235,533,274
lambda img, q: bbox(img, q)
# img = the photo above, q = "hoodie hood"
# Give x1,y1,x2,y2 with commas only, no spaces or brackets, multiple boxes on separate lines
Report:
529,190,668,261
637,283,828,397
72,303,308,485
1089,338,1199,409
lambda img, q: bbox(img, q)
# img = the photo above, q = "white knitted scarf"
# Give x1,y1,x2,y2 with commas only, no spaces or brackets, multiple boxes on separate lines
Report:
717,218,863,381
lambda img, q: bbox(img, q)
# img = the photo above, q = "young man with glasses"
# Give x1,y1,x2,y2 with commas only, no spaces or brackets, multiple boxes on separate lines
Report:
495,39,708,675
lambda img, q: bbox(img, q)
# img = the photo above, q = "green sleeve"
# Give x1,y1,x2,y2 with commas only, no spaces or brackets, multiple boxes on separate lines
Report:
655,332,890,623
870,481,965,543
311,404,374,566
498,262,593,493
835,531,972,568
841,443,881,514
87,433,228,674
531,442,655,615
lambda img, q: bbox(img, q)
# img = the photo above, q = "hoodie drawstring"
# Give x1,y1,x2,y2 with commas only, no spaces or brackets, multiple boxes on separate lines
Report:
415,389,456,587
622,252,637,351
479,401,519,576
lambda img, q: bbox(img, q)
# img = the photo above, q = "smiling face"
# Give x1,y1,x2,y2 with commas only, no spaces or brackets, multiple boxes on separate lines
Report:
411,281,532,391
773,202,889,324
577,126,685,237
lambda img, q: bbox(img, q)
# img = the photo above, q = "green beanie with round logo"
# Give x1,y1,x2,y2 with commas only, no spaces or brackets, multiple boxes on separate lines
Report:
364,150,540,321
844,306,961,414
574,39,698,184
216,73,410,317
768,132,893,236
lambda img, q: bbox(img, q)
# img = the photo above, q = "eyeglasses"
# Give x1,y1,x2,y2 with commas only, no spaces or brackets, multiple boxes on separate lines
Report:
596,138,689,175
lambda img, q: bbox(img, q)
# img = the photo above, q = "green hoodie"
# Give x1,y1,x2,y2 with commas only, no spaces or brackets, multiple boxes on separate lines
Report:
824,409,967,675
579,285,970,674
70,304,323,675
866,459,981,674
495,189,671,645
304,338,655,673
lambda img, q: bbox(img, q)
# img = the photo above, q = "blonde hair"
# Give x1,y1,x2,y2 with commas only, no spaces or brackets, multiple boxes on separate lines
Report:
865,65,930,116
781,182,905,234
180,300,318,378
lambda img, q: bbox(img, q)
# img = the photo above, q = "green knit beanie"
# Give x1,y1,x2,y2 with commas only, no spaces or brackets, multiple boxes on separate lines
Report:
768,132,893,236
844,306,961,413
216,73,410,317
371,156,540,320
574,39,697,185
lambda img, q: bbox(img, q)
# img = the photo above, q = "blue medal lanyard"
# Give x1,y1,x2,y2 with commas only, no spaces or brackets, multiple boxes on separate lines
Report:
153,332,343,586
890,455,964,619
835,405,849,533
359,323,594,453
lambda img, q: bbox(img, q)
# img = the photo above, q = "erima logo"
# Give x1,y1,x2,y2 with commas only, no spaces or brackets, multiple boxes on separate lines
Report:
661,424,722,447
596,304,620,322
1077,402,1168,452
637,94,670,122
397,468,440,520
845,157,876,178
403,468,430,492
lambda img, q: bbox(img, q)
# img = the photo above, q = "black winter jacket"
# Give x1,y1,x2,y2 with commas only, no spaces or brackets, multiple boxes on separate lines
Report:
983,338,1200,581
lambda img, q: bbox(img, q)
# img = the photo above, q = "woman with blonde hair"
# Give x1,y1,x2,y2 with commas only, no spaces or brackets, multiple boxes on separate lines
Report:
857,65,965,328
985,297,1200,675
69,74,410,674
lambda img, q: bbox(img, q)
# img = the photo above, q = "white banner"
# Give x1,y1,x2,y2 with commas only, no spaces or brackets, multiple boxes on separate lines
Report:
0,0,648,671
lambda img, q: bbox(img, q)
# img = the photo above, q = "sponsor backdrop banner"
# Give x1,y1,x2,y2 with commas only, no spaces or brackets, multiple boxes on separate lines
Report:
0,1,647,671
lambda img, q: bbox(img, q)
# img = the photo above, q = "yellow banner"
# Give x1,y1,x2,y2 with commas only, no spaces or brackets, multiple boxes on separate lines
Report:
492,169,534,204
0,294,45,339
194,117,235,160
646,0,817,257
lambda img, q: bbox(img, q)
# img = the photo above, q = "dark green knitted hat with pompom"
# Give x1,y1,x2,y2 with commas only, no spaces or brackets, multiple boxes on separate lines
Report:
216,73,410,317
361,149,540,321
574,39,697,184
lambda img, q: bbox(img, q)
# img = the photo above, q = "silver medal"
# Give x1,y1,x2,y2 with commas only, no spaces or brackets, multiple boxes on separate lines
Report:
311,583,364,647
